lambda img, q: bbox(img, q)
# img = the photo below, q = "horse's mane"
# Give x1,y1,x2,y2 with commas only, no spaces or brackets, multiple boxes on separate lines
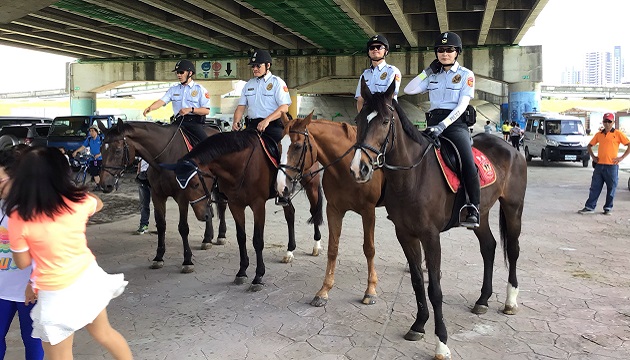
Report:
358,92,425,145
393,100,426,145
184,130,257,163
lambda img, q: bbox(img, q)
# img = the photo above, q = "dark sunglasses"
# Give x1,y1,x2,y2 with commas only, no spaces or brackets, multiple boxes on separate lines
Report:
368,45,385,51
176,70,186,75
437,47,457,53
251,64,263,69
603,120,613,123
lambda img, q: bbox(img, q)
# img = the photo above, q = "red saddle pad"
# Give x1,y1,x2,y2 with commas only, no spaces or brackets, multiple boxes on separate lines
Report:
435,147,496,193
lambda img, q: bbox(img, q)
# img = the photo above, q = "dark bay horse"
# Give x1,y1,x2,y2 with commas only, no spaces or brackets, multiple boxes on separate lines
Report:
99,120,227,273
171,129,324,291
276,113,385,307
351,80,526,359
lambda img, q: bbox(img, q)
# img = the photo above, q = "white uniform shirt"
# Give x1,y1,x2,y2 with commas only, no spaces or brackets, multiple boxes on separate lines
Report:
238,72,291,119
159,80,211,116
407,61,475,110
355,61,402,99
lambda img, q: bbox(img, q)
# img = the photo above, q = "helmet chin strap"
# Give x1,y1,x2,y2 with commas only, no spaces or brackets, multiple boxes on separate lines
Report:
257,64,270,79
180,73,193,85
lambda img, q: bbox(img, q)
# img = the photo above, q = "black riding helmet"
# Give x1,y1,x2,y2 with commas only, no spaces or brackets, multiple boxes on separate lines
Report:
434,32,462,56
366,34,389,56
173,59,195,74
249,50,273,65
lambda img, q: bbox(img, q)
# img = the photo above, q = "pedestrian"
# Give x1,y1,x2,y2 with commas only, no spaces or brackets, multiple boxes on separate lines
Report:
403,31,480,228
6,146,132,360
72,124,103,191
143,59,210,143
355,34,402,112
484,120,493,134
0,147,44,360
578,112,630,215
510,121,522,150
135,158,150,235
232,49,291,142
502,120,511,142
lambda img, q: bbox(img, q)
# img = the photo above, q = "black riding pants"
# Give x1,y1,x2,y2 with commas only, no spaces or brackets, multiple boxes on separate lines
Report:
179,121,208,144
245,118,283,143
441,122,480,205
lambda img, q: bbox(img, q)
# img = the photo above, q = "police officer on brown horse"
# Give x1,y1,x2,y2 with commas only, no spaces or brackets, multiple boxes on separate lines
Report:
143,59,210,143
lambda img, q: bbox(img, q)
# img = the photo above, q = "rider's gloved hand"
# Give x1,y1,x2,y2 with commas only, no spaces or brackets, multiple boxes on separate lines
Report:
424,59,442,76
424,121,447,137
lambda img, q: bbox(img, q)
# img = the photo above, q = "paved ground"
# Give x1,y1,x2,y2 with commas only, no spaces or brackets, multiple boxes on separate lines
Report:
6,152,630,360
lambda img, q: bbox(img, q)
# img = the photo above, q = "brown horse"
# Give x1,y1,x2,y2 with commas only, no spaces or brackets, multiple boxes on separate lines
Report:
99,120,227,273
170,129,324,291
276,113,385,307
351,80,526,359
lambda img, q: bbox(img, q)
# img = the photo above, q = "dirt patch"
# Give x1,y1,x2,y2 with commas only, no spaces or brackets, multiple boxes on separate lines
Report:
88,177,141,225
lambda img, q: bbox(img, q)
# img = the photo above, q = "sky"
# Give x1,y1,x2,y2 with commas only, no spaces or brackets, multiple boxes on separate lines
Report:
0,0,627,93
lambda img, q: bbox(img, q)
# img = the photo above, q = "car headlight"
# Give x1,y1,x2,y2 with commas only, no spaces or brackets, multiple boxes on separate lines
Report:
546,139,558,147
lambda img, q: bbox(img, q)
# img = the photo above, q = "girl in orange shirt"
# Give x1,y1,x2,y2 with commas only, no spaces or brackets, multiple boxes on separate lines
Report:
7,147,132,360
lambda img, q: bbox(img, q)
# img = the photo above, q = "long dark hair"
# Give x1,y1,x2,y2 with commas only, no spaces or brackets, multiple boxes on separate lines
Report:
5,146,87,221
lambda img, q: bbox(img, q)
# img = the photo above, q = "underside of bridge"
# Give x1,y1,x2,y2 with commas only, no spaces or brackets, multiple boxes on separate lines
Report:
0,0,548,61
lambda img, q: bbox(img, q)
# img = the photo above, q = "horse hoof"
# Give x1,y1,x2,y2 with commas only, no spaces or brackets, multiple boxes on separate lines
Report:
249,283,264,292
434,354,452,360
214,237,227,245
471,304,488,314
502,304,518,315
181,265,194,273
150,261,164,269
312,248,319,256
404,329,424,341
200,243,212,250
234,276,247,285
361,294,377,305
281,254,294,263
310,296,328,307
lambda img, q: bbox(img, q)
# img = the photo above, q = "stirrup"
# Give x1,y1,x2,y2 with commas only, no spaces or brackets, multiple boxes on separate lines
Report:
459,203,480,229
275,196,290,207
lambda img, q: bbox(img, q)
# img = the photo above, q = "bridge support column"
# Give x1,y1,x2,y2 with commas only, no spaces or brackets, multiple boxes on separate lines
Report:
288,88,298,119
508,82,541,127
70,91,96,116
209,94,221,116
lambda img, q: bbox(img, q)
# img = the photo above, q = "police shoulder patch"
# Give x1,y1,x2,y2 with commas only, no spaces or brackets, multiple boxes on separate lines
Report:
467,77,474,87
283,86,289,92
205,92,210,99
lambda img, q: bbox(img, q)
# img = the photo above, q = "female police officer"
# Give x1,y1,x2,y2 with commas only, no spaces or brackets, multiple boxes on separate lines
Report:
355,34,401,113
404,32,480,228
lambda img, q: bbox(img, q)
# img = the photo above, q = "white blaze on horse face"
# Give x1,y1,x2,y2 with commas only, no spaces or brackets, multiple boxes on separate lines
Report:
350,149,363,180
366,110,378,123
276,134,291,194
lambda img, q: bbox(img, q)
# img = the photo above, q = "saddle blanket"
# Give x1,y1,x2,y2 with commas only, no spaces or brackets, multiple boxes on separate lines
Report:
436,147,496,193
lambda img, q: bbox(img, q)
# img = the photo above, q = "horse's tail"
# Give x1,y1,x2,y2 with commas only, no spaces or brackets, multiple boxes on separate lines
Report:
499,205,509,266
308,182,324,226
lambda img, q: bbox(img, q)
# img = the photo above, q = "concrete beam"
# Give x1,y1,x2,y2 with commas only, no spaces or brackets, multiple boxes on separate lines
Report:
0,39,79,58
478,0,498,45
139,0,267,49
14,17,162,56
513,0,550,44
434,0,448,33
332,0,376,36
81,0,240,51
0,35,107,58
0,23,135,57
384,0,418,47
38,8,188,54
184,0,295,49
0,0,57,24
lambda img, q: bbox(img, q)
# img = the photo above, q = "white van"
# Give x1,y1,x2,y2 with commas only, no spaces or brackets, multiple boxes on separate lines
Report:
523,112,590,167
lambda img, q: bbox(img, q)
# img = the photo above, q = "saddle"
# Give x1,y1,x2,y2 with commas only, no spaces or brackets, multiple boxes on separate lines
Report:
255,131,280,168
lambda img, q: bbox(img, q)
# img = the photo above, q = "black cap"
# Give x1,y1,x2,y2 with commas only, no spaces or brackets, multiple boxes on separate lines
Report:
248,50,273,65
173,59,195,73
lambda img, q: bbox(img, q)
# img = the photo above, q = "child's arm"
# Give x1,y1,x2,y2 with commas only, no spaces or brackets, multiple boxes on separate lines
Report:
87,192,104,213
12,251,32,270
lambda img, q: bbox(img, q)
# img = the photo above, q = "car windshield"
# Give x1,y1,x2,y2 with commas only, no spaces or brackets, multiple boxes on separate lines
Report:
545,120,585,135
50,117,90,137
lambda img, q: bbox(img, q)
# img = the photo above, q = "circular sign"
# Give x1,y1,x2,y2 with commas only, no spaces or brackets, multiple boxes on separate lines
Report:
201,62,211,71
211,62,222,71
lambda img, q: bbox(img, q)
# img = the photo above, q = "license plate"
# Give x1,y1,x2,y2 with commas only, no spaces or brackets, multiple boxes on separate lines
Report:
565,155,577,160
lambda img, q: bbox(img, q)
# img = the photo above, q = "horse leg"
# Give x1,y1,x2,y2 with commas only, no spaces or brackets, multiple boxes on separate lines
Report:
303,178,324,256
215,199,228,245
311,205,343,307
150,198,167,269
500,203,522,315
422,236,451,360
177,201,194,273
360,208,378,305
399,232,430,342
471,214,497,314
230,205,249,285
201,203,214,250
250,201,266,292
281,202,296,263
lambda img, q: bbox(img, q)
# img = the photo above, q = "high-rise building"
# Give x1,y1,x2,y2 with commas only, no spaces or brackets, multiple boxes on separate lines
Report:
560,66,582,84
584,51,613,85
613,46,624,83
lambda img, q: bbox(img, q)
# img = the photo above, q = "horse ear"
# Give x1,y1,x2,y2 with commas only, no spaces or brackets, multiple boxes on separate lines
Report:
385,77,396,99
360,76,371,104
96,120,107,134
117,118,124,132
280,112,290,127
304,110,314,125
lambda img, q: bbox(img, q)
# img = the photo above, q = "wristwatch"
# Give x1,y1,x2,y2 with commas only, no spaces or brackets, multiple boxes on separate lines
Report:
191,107,195,114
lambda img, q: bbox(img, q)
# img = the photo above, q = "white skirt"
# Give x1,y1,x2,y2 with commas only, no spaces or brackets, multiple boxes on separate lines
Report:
30,261,127,345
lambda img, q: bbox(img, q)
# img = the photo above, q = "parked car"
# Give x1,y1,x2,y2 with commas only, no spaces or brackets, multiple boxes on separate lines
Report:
0,123,51,149
46,114,125,153
0,116,52,129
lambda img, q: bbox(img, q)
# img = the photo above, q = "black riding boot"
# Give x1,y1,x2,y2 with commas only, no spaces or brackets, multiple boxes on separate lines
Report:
462,203,480,229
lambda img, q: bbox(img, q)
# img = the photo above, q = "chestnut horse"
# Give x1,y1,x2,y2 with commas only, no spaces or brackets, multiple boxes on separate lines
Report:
350,80,526,359
276,113,385,306
99,120,227,273
170,129,324,291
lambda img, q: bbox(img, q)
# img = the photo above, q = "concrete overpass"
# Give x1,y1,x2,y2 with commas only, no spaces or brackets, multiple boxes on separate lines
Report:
0,0,549,124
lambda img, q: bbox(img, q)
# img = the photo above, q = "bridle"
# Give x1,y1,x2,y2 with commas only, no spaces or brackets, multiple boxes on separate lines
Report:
184,160,218,207
354,103,433,171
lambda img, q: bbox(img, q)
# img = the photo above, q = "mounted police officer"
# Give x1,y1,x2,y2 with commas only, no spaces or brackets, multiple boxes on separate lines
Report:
143,59,210,143
404,32,480,228
355,34,402,112
232,49,291,143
